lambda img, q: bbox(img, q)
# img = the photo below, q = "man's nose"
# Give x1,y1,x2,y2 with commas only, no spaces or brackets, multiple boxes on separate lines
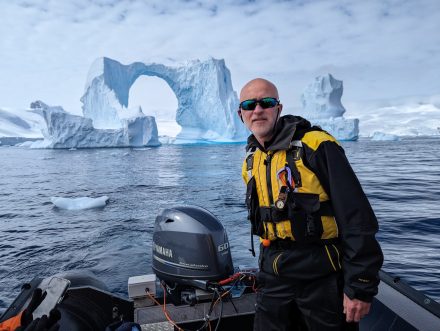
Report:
253,104,264,113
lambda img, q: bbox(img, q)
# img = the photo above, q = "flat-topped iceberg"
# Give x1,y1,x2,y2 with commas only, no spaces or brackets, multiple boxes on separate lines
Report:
29,101,159,149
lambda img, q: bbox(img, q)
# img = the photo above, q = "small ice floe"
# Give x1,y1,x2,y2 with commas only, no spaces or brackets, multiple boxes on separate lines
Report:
51,196,109,210
132,147,151,151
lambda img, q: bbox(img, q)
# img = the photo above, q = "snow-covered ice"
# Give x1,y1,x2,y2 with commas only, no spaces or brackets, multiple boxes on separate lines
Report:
51,196,109,210
0,108,44,138
349,100,440,137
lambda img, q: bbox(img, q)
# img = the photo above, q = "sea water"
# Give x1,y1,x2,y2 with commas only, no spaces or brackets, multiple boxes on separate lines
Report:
0,137,439,313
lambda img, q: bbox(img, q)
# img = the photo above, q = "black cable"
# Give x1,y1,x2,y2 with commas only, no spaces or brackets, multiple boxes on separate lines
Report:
213,288,224,331
225,277,242,314
193,272,257,331
194,288,218,331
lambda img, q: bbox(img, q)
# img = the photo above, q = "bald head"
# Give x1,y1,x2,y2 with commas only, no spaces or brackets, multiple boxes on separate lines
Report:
240,78,279,102
238,78,283,145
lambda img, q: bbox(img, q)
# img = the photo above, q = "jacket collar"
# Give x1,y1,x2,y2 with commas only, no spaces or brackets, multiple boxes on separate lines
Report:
246,115,311,152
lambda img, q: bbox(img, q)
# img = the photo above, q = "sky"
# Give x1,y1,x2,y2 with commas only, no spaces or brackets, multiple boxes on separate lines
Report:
0,0,439,121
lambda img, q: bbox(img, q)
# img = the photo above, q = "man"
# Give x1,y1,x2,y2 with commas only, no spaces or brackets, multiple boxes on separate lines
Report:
239,78,383,330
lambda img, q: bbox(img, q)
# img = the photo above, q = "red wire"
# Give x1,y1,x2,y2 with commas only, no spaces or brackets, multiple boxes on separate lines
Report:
145,285,184,331
218,272,241,285
144,274,257,330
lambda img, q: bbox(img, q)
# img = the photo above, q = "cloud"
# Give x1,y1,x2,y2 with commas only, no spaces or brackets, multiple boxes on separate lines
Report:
0,0,439,115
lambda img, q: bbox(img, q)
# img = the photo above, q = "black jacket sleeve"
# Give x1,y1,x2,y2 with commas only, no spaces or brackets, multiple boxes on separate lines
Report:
304,140,384,302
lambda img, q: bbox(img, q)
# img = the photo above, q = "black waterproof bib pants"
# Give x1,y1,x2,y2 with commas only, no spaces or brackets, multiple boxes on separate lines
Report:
253,244,359,331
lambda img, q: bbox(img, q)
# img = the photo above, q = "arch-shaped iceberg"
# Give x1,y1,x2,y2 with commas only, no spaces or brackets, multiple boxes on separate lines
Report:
81,57,248,141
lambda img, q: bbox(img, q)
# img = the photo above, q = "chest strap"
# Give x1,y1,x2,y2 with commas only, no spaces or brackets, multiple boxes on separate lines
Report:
259,200,334,223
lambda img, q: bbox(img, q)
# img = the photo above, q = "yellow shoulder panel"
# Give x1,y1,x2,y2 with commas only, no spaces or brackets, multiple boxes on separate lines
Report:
302,130,339,151
242,160,249,183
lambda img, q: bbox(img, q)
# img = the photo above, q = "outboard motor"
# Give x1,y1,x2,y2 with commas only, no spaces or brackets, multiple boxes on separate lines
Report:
152,206,234,303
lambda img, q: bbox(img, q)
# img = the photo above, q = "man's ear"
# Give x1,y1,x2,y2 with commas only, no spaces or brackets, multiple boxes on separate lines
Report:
237,109,244,123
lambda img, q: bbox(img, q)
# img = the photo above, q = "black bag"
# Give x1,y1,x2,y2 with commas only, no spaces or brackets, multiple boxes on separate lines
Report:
287,192,323,243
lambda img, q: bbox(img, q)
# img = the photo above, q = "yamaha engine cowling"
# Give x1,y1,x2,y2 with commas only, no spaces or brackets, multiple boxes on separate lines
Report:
152,206,233,288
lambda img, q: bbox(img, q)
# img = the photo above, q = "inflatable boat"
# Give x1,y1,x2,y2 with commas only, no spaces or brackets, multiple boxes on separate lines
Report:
1,206,439,330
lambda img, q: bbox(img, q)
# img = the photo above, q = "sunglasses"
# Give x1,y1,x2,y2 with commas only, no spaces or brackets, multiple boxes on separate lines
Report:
239,97,280,111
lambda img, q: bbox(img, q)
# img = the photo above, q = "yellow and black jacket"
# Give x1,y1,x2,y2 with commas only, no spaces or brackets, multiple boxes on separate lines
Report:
242,115,383,302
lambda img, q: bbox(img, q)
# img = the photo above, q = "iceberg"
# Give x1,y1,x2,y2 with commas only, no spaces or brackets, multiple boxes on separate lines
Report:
29,101,159,148
301,74,359,141
81,57,248,142
370,132,400,141
4,60,439,146
51,196,109,210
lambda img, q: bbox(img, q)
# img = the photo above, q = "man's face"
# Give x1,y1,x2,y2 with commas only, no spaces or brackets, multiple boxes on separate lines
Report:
239,79,282,144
